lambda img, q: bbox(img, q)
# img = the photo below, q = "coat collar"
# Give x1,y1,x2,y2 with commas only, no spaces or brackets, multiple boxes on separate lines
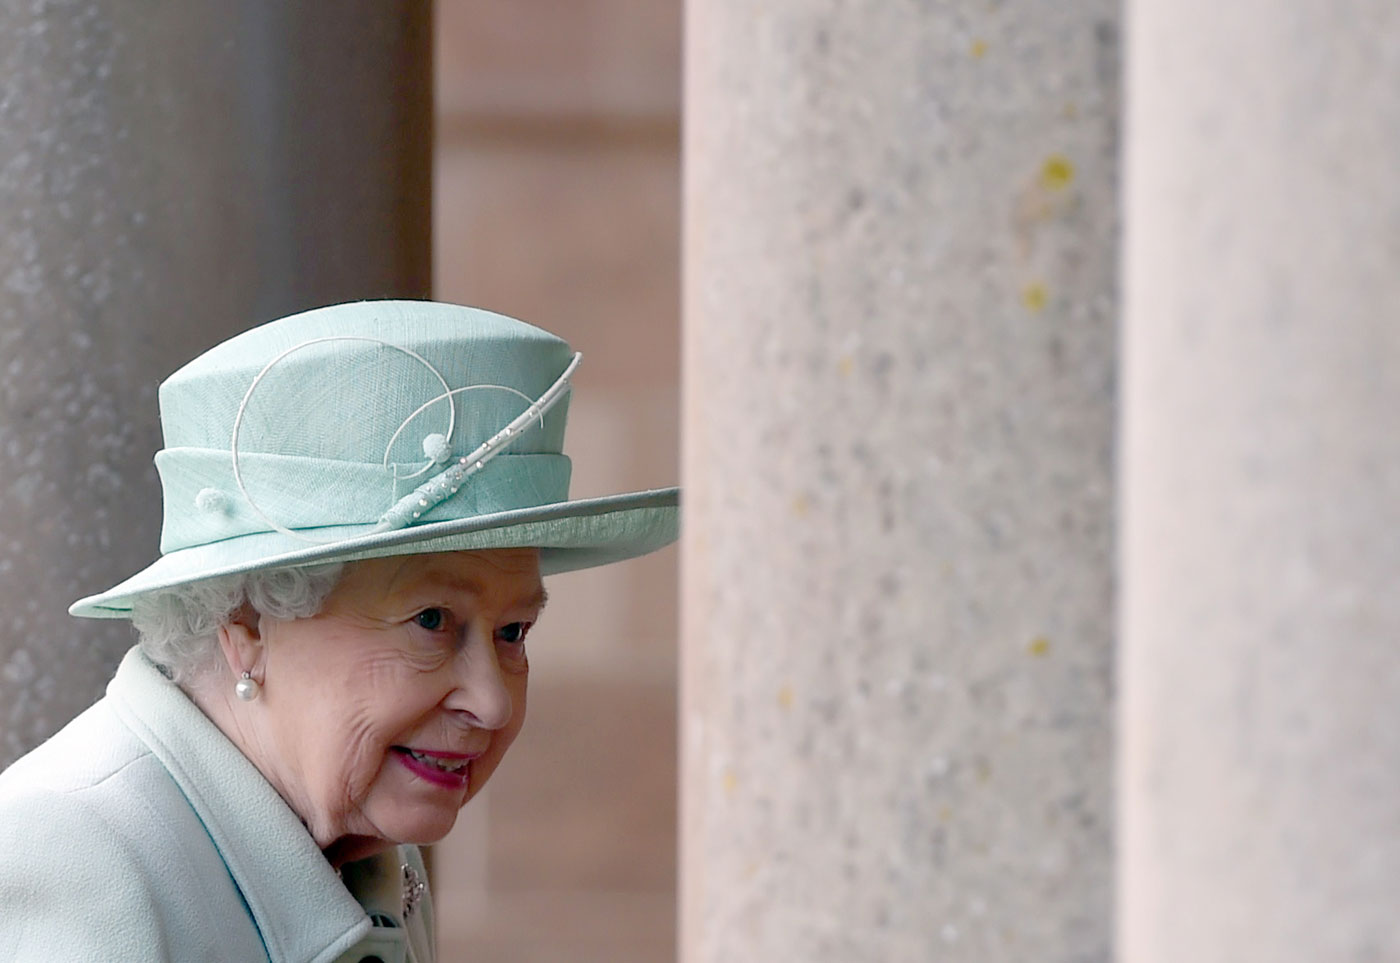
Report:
107,648,371,963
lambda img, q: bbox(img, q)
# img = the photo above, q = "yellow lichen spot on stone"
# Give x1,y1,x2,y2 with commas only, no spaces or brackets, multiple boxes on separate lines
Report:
1062,101,1080,119
1028,636,1051,657
777,685,794,710
1039,154,1075,191
970,38,988,59
974,758,993,784
791,492,812,517
743,859,761,880
837,355,855,377
938,806,954,823
722,768,739,796
1021,282,1048,313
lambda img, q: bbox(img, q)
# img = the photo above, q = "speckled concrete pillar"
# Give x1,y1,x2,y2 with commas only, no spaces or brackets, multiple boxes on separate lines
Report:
1120,3,1400,959
0,2,430,765
683,2,1118,959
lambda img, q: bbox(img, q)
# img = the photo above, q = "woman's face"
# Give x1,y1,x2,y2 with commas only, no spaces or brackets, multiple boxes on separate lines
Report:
238,548,543,857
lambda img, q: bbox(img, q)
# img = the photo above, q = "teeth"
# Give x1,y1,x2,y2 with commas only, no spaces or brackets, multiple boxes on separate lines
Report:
406,749,470,772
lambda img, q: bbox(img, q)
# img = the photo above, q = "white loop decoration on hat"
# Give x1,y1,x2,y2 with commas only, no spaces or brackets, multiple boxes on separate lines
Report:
230,336,455,545
229,335,581,545
372,352,582,533
380,382,537,485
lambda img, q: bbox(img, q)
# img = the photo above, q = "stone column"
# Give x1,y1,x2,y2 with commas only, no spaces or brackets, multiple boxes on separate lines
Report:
683,2,1118,960
0,2,430,765
1120,2,1400,959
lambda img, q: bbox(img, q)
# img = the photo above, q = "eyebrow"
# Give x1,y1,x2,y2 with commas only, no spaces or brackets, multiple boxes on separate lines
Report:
417,574,549,614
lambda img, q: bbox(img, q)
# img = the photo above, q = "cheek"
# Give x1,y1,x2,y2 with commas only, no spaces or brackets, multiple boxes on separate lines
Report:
319,667,450,797
295,705,390,812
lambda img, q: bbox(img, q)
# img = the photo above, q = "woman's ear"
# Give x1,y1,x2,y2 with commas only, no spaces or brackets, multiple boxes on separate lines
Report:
215,601,265,683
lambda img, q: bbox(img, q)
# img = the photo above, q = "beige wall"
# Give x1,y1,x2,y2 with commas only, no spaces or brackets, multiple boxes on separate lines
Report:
431,3,682,960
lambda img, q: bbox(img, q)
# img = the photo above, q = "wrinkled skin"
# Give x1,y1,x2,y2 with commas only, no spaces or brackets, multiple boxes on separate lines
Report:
196,548,543,866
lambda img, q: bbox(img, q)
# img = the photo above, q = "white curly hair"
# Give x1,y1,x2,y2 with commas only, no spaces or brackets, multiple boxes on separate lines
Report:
130,563,344,684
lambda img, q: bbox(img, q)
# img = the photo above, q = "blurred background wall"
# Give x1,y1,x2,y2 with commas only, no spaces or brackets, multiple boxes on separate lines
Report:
429,3,682,961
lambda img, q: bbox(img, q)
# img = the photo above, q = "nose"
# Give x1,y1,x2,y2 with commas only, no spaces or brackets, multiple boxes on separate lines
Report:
444,627,514,730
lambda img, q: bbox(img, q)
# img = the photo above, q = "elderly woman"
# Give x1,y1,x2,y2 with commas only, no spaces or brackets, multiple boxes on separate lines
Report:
0,301,678,961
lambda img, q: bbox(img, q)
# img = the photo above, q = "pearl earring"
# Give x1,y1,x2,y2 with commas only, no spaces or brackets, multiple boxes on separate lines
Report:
235,671,261,702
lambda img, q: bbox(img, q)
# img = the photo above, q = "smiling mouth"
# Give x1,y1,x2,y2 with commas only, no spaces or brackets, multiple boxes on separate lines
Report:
399,748,471,773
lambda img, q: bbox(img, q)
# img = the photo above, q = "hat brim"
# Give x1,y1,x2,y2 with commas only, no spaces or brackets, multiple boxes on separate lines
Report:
70,487,679,619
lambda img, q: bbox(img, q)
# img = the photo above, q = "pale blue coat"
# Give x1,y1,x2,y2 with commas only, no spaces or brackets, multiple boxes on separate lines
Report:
0,648,435,962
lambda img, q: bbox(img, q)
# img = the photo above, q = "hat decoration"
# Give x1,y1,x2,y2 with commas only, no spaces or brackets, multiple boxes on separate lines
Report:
226,333,582,543
69,300,679,618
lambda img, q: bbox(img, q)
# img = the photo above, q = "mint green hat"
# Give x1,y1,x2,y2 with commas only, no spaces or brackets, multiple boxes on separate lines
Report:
70,300,679,619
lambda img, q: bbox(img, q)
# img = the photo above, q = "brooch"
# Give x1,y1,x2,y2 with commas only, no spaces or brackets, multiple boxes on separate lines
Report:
401,862,426,920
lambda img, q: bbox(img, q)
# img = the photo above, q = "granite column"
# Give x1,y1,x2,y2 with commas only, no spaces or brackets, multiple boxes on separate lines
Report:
683,2,1119,958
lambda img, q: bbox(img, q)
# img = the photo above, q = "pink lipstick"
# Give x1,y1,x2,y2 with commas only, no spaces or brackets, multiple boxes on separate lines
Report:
393,747,476,789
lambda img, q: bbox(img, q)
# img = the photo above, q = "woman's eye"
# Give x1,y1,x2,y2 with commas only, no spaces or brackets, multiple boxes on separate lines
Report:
497,622,531,645
414,608,446,631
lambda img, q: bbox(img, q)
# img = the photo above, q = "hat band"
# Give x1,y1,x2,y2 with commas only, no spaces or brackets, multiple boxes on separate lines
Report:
155,447,572,554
